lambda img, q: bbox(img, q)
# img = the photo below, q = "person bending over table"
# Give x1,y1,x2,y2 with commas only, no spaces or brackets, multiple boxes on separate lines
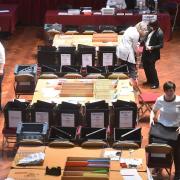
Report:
150,81,180,180
116,21,148,82
106,0,127,9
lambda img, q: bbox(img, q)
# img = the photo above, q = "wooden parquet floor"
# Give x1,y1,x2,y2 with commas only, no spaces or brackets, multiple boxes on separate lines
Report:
0,26,180,180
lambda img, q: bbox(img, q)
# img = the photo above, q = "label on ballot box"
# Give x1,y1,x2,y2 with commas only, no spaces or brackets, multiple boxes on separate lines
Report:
103,53,113,66
119,111,133,128
8,110,22,128
91,112,104,128
35,112,49,124
61,113,75,127
61,54,71,66
82,54,92,67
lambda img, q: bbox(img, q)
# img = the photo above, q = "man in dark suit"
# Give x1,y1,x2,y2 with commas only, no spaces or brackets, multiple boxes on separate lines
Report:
141,20,164,89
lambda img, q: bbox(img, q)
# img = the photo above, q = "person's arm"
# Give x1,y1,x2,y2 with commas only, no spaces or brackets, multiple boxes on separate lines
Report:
150,109,158,126
0,43,5,75
148,29,164,50
0,63,4,75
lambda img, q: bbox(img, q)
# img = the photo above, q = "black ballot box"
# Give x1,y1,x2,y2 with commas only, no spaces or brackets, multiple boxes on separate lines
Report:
85,101,109,128
48,126,77,142
79,127,108,147
79,127,107,145
30,101,56,127
114,127,142,147
16,122,48,145
112,100,138,128
86,65,107,74
14,64,38,97
107,64,128,73
3,100,30,129
55,102,81,127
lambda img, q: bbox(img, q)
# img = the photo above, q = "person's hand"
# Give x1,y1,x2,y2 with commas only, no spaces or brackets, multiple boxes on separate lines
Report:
149,118,154,126
176,127,180,134
146,46,152,51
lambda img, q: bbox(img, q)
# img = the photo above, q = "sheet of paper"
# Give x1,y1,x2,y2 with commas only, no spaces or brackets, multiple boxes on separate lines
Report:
61,54,71,66
61,113,75,127
119,111,133,128
91,112,104,128
120,169,142,180
82,54,92,67
103,150,120,161
120,158,142,167
8,111,22,128
103,53,113,66
42,88,59,97
35,112,49,124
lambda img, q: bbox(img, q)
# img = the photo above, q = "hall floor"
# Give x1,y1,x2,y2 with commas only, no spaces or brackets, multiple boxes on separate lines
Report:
0,26,180,180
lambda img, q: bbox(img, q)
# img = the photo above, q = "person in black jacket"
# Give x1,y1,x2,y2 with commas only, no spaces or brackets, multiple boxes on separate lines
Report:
141,20,164,89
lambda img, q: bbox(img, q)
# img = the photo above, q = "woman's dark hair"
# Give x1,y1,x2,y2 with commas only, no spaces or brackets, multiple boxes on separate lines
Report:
163,81,176,91
149,20,159,30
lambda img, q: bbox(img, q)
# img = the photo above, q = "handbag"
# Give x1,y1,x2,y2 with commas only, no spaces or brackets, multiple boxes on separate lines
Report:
149,123,179,141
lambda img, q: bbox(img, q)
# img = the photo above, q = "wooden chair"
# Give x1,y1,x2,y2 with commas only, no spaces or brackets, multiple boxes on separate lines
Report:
145,143,173,177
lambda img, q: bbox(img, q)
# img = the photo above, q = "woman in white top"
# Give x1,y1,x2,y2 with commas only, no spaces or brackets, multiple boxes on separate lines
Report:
106,0,127,9
150,81,180,179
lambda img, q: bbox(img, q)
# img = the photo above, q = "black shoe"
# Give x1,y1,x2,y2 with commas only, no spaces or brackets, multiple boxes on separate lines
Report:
150,85,159,89
174,175,180,180
142,81,150,86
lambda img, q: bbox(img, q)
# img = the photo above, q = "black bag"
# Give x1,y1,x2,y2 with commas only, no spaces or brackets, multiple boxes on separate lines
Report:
149,123,179,141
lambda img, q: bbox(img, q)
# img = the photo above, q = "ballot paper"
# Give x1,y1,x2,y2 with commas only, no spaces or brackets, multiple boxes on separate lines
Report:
17,152,45,166
120,169,142,180
120,158,142,168
103,150,120,161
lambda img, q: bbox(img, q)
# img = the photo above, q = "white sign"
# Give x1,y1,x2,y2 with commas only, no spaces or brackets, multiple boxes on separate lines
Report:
103,53,113,66
82,54,92,67
142,14,157,23
119,110,133,128
35,112,49,124
8,110,22,128
61,113,75,127
91,112,104,128
61,54,71,66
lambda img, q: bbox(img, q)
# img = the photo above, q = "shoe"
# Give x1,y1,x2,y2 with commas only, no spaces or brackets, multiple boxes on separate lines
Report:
142,81,150,86
150,85,159,89
174,175,180,180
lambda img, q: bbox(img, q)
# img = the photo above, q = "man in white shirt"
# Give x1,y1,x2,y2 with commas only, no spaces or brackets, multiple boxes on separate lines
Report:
106,0,127,9
0,42,5,111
